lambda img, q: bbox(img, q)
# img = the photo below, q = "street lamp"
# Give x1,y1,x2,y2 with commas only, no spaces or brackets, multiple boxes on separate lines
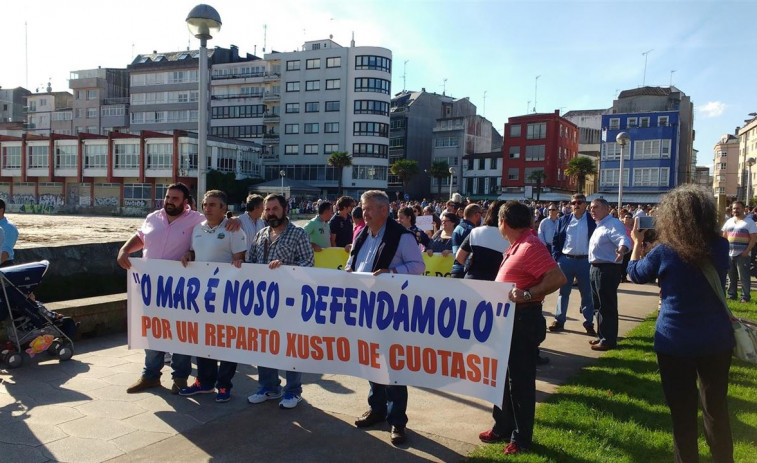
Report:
448,167,456,199
616,132,630,212
748,158,756,205
279,169,286,196
186,4,222,200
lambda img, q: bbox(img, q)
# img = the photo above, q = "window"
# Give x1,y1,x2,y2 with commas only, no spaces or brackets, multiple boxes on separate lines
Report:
325,101,340,112
490,158,497,169
355,55,391,72
304,123,319,134
434,136,459,147
27,145,49,168
352,143,388,158
353,122,389,137
661,139,671,158
640,117,650,128
508,168,519,181
634,139,661,159
599,168,630,187
601,142,630,161
285,124,299,134
719,163,727,170
354,78,390,94
324,122,339,133
101,106,125,117
87,108,98,119
510,125,521,137
305,102,319,113
55,145,77,169
389,138,404,148
306,58,320,69
84,144,107,168
114,143,139,168
209,125,265,138
525,144,546,161
146,143,172,169
123,183,152,200
632,167,670,187
285,145,299,155
286,81,300,92
354,100,389,116
326,79,340,90
305,80,320,91
627,117,637,128
658,115,670,126
326,57,341,68
304,144,319,155
87,90,97,100
211,104,266,119
2,146,22,168
390,118,406,130
286,60,300,71
180,143,198,170
526,123,546,139
477,158,485,170
509,146,520,159
324,144,339,154
285,103,300,113
608,118,620,130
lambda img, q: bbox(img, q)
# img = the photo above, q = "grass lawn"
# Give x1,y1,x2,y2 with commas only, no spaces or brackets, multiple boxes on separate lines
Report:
469,298,757,462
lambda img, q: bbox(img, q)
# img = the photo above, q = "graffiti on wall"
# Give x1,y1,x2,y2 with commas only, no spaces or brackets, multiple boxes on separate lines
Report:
94,196,118,207
39,194,64,207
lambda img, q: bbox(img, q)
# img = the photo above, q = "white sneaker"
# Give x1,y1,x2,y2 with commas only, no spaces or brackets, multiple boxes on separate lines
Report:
247,387,283,404
279,392,302,409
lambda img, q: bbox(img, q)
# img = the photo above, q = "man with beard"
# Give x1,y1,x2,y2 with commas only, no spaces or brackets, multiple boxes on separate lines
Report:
118,183,240,394
247,194,314,409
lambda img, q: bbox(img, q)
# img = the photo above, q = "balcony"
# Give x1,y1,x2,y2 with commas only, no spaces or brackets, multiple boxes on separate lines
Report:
264,73,280,82
263,113,280,124
263,92,280,102
263,133,280,142
211,93,263,101
103,97,130,105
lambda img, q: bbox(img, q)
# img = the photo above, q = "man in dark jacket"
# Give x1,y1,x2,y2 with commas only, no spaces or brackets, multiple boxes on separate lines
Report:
346,190,425,445
550,193,597,335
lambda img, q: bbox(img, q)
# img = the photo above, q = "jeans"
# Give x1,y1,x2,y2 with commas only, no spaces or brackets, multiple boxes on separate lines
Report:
554,256,594,327
258,367,302,395
727,254,751,301
657,350,733,463
492,304,546,448
142,349,191,381
368,382,408,428
196,357,237,389
589,263,622,346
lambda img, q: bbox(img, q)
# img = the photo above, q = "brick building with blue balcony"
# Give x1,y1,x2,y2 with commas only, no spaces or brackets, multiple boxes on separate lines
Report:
595,86,694,204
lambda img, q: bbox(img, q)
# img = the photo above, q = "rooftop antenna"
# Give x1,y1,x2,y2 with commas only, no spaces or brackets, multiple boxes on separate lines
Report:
351,31,355,47
402,60,409,92
533,75,540,113
483,90,487,117
669,69,676,87
641,49,653,86
442,78,447,96
263,24,267,53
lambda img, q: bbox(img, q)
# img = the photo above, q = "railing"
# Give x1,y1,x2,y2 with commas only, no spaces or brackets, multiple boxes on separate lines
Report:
211,93,264,100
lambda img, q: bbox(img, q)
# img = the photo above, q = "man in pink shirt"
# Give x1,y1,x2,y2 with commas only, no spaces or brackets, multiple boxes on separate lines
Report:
117,182,239,394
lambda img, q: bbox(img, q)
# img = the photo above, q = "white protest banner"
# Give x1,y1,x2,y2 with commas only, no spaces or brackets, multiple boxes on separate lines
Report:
127,259,515,405
416,215,433,231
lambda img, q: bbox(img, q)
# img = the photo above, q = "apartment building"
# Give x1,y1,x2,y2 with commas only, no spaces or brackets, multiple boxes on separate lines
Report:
25,91,74,135
69,68,130,134
461,151,502,199
713,133,739,198
737,115,757,203
0,87,31,123
562,109,607,195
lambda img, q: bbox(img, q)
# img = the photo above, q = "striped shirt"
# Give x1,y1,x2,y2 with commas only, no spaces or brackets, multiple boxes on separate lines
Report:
496,230,557,301
721,216,757,257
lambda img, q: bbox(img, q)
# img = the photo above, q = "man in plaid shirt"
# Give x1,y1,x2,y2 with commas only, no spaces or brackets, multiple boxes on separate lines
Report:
246,194,314,409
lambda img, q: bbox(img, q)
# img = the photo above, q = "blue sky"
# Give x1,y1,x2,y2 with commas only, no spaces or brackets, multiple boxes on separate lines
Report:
2,0,755,168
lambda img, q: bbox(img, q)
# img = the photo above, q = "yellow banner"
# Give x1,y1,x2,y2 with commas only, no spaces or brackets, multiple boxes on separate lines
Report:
312,247,454,277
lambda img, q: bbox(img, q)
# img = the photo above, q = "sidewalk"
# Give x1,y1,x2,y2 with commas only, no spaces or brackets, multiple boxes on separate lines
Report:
0,282,660,463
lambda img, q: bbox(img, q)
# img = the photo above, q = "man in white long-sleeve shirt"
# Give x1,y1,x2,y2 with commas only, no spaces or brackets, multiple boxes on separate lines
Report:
537,205,559,255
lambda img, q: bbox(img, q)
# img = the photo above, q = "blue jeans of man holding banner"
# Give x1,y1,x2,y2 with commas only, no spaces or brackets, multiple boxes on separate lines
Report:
258,367,302,396
367,383,408,428
144,350,191,382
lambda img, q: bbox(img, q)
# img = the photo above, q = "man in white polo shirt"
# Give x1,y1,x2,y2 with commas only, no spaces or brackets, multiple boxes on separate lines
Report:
178,190,247,403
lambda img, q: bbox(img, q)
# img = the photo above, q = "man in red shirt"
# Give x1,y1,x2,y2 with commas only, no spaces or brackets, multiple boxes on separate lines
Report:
478,201,566,456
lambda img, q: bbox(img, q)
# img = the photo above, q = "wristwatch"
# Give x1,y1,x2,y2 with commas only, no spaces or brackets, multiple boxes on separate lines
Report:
522,289,533,301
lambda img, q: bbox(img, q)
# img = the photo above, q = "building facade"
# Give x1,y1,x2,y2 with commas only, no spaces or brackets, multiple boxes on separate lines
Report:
500,110,579,200
25,91,74,135
0,87,31,123
462,151,502,199
0,130,261,213
737,115,757,203
69,68,130,135
562,109,607,195
713,133,739,198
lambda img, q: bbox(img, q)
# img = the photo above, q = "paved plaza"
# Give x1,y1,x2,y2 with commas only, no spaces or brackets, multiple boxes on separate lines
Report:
0,282,660,462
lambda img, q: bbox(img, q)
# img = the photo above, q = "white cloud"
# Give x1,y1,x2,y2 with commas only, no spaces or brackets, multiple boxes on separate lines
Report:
697,101,726,118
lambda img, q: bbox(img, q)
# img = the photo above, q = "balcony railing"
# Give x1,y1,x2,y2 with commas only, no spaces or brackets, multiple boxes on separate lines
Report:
263,92,280,102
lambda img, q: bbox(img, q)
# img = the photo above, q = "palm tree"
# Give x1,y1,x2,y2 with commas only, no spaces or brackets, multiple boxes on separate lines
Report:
427,160,450,200
327,151,352,196
390,159,420,198
565,156,597,194
527,170,547,201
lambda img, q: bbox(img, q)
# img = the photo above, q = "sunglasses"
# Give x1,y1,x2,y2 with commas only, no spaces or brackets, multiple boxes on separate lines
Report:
570,200,585,205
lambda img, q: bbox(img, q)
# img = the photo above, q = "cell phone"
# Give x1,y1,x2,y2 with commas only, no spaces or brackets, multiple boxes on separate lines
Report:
638,216,655,230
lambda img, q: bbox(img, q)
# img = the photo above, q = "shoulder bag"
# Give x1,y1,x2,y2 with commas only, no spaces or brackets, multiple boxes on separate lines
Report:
700,259,757,365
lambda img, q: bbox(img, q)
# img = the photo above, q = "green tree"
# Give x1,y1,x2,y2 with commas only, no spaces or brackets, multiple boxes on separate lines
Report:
327,151,353,196
390,159,420,197
427,160,450,200
565,156,597,194
528,169,547,202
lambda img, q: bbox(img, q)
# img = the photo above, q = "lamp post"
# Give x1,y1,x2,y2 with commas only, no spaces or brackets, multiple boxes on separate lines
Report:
616,132,630,212
448,167,456,199
186,4,222,200
748,158,756,206
279,169,286,196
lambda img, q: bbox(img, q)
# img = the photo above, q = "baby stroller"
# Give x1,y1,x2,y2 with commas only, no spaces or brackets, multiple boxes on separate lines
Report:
0,260,77,368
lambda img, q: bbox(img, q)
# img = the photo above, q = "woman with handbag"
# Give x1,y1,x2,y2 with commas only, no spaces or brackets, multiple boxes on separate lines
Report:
627,184,734,463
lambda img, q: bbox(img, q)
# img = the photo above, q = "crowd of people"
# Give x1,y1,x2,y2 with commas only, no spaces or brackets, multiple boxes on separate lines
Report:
118,184,743,460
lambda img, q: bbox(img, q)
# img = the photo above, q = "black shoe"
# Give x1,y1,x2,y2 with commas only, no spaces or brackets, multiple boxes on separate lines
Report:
355,409,386,428
584,325,597,336
548,321,564,332
390,426,407,445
